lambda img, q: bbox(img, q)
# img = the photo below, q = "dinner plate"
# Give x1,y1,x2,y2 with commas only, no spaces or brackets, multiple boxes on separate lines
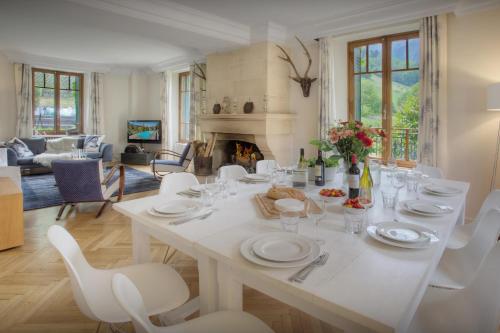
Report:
189,184,205,192
274,198,305,212
240,233,320,268
252,234,312,262
376,221,430,243
400,200,453,216
423,184,462,196
153,199,202,215
244,174,269,181
367,225,439,249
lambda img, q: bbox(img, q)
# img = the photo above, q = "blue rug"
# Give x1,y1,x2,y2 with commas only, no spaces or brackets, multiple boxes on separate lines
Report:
21,166,160,211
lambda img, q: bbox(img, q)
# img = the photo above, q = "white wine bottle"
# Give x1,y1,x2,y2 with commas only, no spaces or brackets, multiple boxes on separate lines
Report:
359,157,373,205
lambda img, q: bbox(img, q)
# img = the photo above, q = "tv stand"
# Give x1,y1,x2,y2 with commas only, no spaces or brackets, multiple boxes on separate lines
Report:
121,152,155,166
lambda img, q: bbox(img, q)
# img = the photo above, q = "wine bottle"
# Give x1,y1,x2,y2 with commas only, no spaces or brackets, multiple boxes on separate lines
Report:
348,154,360,199
315,150,325,186
293,148,308,188
359,157,373,205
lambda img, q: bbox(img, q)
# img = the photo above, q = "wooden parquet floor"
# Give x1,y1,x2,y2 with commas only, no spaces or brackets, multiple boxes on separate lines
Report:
0,188,341,333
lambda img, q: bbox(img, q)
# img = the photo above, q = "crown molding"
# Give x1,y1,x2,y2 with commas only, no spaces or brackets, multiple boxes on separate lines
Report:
150,54,205,72
1,50,111,73
251,21,288,44
454,0,500,16
63,0,250,45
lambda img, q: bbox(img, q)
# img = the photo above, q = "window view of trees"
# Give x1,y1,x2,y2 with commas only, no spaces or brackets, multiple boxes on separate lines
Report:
349,32,419,165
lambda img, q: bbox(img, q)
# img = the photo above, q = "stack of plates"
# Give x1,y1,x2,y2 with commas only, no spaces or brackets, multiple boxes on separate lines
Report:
367,221,439,249
147,199,204,218
241,174,270,183
423,184,462,197
240,232,320,268
400,199,454,217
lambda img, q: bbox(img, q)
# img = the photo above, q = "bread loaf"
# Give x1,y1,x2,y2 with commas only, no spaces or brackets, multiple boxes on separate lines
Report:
266,186,306,201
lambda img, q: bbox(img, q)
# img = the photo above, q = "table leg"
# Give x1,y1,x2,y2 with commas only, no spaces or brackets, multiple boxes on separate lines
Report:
132,221,151,264
197,254,218,314
217,262,243,311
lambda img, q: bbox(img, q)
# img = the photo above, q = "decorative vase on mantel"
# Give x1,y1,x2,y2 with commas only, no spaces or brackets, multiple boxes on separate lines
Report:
213,103,221,114
243,101,254,114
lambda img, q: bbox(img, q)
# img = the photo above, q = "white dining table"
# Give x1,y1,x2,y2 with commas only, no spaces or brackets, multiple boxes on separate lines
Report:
113,176,469,333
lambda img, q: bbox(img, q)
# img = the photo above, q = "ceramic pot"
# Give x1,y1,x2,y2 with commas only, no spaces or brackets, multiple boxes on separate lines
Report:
213,103,221,114
243,101,254,114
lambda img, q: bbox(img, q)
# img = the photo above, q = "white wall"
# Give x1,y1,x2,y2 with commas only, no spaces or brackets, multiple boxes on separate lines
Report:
0,53,17,141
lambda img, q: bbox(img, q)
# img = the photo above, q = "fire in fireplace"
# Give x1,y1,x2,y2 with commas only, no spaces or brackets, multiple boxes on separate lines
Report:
224,140,264,172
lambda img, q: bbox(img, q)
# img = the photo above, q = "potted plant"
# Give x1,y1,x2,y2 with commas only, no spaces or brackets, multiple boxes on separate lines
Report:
307,155,341,181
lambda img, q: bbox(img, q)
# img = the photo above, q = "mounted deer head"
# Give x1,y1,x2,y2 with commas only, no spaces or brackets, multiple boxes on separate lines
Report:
192,62,206,81
276,36,317,97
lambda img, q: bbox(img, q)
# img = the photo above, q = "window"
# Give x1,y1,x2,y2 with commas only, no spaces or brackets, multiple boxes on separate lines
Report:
178,72,191,142
32,69,83,134
348,31,419,166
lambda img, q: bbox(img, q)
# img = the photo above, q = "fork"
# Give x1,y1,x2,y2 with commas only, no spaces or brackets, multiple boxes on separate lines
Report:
289,253,329,283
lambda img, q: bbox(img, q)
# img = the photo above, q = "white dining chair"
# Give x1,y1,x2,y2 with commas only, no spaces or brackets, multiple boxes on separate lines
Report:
159,172,199,196
430,208,500,290
256,160,280,175
218,165,248,180
409,235,500,333
112,273,274,333
47,225,191,331
416,163,443,179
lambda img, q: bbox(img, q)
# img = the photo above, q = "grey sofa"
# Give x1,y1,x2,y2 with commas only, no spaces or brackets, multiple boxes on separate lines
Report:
6,137,113,175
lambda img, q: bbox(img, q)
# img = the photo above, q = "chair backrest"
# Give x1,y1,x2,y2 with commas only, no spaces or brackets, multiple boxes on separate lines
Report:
47,225,98,321
112,273,158,333
256,160,280,175
416,163,443,179
159,172,199,196
182,143,195,168
218,165,248,180
475,190,500,223
52,159,105,202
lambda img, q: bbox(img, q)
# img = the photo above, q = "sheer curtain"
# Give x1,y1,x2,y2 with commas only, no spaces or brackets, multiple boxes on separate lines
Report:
189,63,206,141
160,71,170,149
14,63,32,138
318,38,334,140
86,72,104,135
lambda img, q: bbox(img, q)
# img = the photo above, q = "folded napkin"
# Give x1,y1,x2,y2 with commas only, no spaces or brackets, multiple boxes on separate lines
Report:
177,190,201,198
149,207,212,225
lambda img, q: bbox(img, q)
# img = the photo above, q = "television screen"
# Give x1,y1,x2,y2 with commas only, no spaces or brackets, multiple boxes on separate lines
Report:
127,120,162,143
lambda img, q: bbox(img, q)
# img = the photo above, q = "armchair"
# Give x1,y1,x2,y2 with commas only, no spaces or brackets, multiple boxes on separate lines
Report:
52,159,125,220
150,142,194,180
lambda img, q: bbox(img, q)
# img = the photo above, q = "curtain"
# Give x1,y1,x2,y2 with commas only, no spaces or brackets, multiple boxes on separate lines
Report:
418,16,440,166
318,38,334,140
14,63,32,138
87,72,104,135
160,71,170,149
189,63,206,141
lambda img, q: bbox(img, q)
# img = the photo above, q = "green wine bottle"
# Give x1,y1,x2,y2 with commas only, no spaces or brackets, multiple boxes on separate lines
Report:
359,157,373,205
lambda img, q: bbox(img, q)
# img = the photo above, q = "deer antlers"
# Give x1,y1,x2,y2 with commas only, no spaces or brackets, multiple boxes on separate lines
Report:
192,61,206,81
276,36,317,97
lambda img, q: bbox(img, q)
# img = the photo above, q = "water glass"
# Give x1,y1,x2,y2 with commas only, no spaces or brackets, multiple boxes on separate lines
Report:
392,171,406,191
406,170,419,192
308,199,326,244
381,187,397,209
201,187,216,207
280,211,300,233
227,179,238,196
344,207,367,235
386,157,397,179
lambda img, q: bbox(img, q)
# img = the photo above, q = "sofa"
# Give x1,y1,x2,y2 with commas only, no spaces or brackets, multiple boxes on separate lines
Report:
6,137,113,175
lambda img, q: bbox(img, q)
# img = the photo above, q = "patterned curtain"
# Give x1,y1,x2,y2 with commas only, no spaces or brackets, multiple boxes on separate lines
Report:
160,71,170,149
14,63,33,138
88,72,104,135
418,16,440,166
319,38,334,140
189,63,206,141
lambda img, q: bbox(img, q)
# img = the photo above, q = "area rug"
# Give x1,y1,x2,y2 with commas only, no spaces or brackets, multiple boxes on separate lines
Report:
21,166,160,211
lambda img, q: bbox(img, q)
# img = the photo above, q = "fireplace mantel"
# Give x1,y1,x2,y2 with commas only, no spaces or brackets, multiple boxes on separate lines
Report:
198,112,296,165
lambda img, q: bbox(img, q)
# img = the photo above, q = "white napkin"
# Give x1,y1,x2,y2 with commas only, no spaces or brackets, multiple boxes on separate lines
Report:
148,207,212,225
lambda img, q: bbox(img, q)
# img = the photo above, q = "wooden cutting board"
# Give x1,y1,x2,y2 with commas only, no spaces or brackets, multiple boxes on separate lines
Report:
254,193,321,219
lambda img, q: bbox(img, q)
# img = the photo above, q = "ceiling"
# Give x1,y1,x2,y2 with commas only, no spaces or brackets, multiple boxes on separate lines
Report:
0,0,498,72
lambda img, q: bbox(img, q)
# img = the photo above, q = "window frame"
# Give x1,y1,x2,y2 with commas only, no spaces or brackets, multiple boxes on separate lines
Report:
348,31,419,167
32,68,84,135
178,71,191,143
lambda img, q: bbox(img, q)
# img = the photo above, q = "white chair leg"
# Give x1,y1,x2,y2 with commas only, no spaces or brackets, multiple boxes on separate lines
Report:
158,297,200,325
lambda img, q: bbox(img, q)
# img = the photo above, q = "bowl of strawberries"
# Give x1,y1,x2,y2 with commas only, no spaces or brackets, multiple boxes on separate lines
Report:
343,198,367,214
319,188,346,203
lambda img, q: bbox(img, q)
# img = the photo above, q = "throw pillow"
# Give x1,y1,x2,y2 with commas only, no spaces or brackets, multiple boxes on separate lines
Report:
84,135,105,153
7,137,34,158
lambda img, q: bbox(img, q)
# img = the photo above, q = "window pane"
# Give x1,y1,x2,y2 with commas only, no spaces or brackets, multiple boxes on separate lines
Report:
354,46,366,73
408,38,419,68
60,75,70,90
368,43,382,72
33,87,55,132
391,70,419,160
391,40,407,70
45,73,54,88
34,72,44,87
70,76,80,90
354,73,383,129
59,90,80,131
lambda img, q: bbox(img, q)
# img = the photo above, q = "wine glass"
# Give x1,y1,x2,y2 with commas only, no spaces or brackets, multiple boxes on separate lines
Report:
308,198,326,245
386,157,397,180
392,171,406,202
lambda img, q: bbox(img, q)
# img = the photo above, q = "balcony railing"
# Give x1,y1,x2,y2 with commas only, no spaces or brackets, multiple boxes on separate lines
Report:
371,127,418,161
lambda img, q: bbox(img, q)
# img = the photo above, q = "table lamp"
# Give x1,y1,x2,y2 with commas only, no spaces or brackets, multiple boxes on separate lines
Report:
488,83,500,190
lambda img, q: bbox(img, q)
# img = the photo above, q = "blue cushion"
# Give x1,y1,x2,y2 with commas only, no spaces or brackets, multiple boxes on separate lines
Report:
16,157,35,166
151,159,182,166
85,152,102,159
20,137,46,155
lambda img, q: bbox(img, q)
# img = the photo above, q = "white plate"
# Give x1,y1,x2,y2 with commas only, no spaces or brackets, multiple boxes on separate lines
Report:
153,199,202,215
376,221,430,243
147,207,196,219
240,233,320,268
252,234,312,262
423,184,461,196
274,198,305,212
367,225,439,249
401,200,453,216
244,174,269,181
190,184,205,192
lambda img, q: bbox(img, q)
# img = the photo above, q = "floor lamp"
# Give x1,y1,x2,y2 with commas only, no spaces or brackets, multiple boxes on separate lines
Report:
488,83,500,191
